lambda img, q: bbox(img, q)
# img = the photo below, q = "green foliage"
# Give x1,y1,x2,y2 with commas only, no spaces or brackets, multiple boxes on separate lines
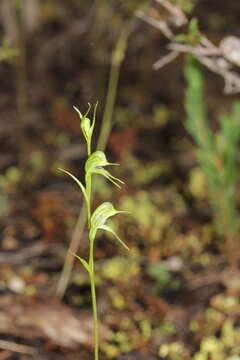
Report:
175,18,202,45
169,0,195,14
193,321,240,360
184,56,240,238
0,39,18,63
99,256,140,282
117,189,185,244
60,104,128,360
0,166,23,217
147,262,180,291
147,263,171,287
159,319,240,360
159,341,190,359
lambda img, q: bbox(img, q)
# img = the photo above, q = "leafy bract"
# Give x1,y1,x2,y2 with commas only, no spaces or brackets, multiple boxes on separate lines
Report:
69,251,90,272
58,168,88,203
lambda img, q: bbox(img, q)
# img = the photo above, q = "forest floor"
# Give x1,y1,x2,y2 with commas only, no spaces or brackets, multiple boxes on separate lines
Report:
0,1,240,359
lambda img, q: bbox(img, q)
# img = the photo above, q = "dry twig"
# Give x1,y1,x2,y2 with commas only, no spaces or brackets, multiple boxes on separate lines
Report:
0,340,35,355
137,0,240,94
136,10,173,39
155,0,188,26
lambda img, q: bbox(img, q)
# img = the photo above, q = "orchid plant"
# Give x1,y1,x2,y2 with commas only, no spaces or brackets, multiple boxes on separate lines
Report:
60,103,129,360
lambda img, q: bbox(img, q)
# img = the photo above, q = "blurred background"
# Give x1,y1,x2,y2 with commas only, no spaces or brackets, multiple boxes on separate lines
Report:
0,1,240,359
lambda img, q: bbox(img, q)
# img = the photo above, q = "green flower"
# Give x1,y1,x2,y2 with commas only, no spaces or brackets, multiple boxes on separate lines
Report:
85,151,124,188
90,202,129,250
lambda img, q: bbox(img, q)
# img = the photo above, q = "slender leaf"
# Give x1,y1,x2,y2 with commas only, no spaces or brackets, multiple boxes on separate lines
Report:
58,168,88,203
69,251,90,272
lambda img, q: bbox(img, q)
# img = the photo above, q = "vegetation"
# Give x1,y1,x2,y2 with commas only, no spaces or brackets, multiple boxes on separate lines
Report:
185,56,240,239
60,104,128,360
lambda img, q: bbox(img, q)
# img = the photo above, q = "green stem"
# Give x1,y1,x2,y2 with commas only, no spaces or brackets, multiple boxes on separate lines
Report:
89,237,99,360
86,175,92,226
87,141,91,157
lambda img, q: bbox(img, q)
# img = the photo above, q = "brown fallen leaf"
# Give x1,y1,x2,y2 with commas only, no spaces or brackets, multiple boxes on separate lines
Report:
0,295,107,348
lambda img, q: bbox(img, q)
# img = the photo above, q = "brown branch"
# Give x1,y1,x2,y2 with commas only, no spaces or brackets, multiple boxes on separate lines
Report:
136,11,173,39
154,0,188,26
153,50,179,69
137,0,240,94
0,340,35,356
